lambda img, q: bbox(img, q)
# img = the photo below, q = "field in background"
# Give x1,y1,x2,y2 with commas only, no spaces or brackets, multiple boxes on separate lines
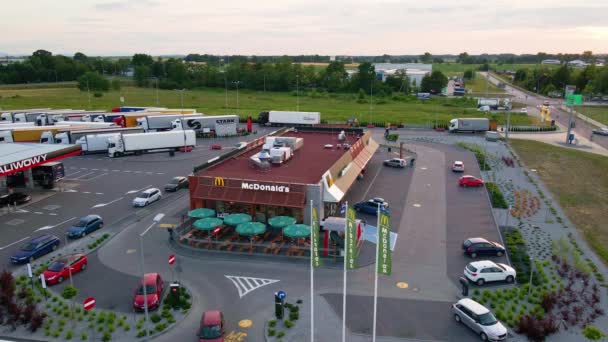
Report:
577,106,608,126
0,86,538,126
511,139,608,265
466,74,506,94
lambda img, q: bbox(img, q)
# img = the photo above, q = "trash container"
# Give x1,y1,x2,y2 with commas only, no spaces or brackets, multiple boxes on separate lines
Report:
169,150,175,157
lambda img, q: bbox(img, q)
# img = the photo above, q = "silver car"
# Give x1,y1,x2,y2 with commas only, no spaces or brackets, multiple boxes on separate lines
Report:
452,298,507,341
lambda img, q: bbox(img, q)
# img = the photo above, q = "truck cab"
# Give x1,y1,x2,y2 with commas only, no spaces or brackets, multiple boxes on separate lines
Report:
137,117,150,131
107,136,124,158
39,131,56,144
0,131,14,143
54,132,71,144
1,113,13,122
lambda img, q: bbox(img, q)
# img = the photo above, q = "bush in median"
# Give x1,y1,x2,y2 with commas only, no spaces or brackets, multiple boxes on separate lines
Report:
486,182,508,209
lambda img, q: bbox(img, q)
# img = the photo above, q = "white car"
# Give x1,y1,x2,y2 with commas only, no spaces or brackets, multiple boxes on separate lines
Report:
464,260,516,286
520,107,528,113
452,161,465,172
132,188,162,207
452,298,507,341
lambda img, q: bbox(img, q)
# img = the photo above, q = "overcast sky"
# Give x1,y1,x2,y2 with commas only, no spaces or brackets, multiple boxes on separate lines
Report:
2,0,607,56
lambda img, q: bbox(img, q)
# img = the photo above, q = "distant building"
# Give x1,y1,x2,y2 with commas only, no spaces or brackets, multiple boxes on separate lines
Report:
596,58,605,67
541,59,561,65
567,60,588,68
373,63,432,86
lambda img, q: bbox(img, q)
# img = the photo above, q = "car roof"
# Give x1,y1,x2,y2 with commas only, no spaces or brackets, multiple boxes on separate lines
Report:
143,188,159,193
454,161,463,164
141,273,160,284
469,260,497,268
202,310,222,325
81,215,100,221
467,237,489,244
172,176,185,180
32,235,58,243
457,298,490,315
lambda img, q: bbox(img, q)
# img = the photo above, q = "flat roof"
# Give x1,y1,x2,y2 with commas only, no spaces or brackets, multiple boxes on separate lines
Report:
0,143,81,176
197,131,359,184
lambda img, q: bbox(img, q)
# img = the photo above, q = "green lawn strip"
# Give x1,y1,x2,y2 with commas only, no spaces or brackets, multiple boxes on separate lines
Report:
577,106,608,126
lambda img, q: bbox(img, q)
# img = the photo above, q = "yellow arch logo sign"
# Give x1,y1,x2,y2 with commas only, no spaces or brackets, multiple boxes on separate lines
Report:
380,214,389,226
214,177,225,187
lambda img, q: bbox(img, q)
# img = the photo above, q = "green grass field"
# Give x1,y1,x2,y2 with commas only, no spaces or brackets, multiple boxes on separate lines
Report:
577,106,608,126
511,139,608,265
466,75,505,94
0,85,539,126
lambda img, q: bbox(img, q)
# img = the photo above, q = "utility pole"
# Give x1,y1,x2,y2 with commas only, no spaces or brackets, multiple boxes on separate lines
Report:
232,81,242,115
155,78,159,106
86,77,91,109
296,75,300,112
566,105,574,144
505,111,511,142
369,81,373,125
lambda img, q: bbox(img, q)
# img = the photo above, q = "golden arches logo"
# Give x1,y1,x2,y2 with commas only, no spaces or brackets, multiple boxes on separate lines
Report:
214,177,225,187
380,214,389,226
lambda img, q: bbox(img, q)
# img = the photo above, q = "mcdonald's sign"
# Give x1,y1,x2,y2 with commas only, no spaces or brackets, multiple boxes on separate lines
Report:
213,177,225,187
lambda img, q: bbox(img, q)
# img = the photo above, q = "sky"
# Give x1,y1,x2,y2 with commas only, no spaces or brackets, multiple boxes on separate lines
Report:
1,0,608,56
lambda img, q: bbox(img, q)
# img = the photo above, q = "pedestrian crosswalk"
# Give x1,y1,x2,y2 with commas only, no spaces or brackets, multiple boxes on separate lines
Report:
225,275,280,298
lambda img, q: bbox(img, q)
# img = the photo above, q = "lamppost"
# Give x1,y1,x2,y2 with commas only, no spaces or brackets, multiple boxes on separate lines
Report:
232,81,242,115
139,213,165,338
221,71,228,113
296,75,300,112
174,89,185,109
152,77,159,106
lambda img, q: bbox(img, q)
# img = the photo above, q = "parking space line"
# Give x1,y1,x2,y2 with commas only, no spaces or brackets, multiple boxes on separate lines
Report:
126,185,152,195
91,197,124,209
82,192,91,194
73,171,96,179
86,173,108,181
0,236,31,250
35,216,77,232
112,170,120,172
360,162,384,202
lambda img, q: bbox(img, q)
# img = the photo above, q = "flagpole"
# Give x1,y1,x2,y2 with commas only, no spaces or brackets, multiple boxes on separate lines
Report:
310,199,314,342
342,201,348,342
372,206,380,342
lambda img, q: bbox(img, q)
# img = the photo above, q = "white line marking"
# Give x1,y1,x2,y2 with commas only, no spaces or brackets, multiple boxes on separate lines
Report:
80,168,88,170
35,216,77,232
134,171,142,174
63,189,78,193
224,275,280,298
34,212,43,214
95,193,104,195
124,170,132,173
16,209,29,213
92,169,98,171
91,197,124,209
49,213,58,216
73,171,95,179
67,170,83,176
0,236,31,250
156,173,165,175
126,185,152,195
360,161,384,202
102,169,109,172
86,173,108,181
112,170,120,172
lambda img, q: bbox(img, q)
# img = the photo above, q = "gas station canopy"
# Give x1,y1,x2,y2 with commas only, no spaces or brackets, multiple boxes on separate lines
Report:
0,143,81,177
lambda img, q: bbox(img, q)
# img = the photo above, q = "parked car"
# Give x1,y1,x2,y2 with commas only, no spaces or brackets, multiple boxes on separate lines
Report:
368,197,389,208
452,161,465,172
592,127,608,136
452,298,507,341
354,200,390,215
464,260,516,286
0,192,31,206
459,175,484,187
463,238,506,258
42,253,88,285
10,235,61,264
383,158,406,168
133,273,164,311
164,177,189,192
199,310,225,341
66,215,104,239
132,188,162,207
520,107,528,113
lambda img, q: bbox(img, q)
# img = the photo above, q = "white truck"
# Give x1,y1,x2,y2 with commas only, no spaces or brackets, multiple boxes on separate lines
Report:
55,127,144,144
258,111,320,126
477,98,500,110
107,130,196,157
137,114,205,132
171,115,239,136
449,118,490,133
77,133,120,153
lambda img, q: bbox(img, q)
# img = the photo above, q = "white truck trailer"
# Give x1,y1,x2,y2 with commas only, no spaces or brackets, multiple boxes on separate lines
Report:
107,130,196,157
137,114,205,132
258,111,320,126
56,127,144,144
170,115,238,136
77,133,120,153
449,118,490,133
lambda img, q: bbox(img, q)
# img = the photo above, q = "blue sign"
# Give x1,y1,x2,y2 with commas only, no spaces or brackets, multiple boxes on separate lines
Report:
277,290,286,300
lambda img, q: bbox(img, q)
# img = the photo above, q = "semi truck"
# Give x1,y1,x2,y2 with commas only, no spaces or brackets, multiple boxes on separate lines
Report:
171,115,239,136
449,118,495,133
107,130,196,157
258,111,320,126
32,162,65,189
77,133,120,153
111,106,167,113
0,126,74,143
55,127,144,144
137,114,204,132
114,112,185,128
477,98,500,110
1,109,51,122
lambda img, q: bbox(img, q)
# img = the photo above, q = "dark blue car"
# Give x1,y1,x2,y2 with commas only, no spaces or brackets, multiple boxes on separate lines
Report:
66,215,104,239
353,200,390,215
10,235,61,264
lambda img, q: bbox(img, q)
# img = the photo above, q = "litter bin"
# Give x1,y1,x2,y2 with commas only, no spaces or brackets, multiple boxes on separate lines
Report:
169,150,175,157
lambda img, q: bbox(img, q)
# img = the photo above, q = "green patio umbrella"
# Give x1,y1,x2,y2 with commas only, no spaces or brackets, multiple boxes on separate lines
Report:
193,217,223,231
283,224,311,238
224,213,252,226
235,222,266,236
268,216,297,229
188,208,216,219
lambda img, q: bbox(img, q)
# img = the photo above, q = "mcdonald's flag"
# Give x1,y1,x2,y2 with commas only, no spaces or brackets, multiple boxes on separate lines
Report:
311,207,322,267
346,207,358,270
377,211,392,276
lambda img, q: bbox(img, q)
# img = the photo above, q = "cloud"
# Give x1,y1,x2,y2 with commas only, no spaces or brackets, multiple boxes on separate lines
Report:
95,0,158,11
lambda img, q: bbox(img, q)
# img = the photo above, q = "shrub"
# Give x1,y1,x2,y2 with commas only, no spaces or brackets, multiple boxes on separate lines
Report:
136,330,146,338
65,330,73,340
486,183,508,209
268,320,277,327
81,332,88,340
277,331,286,338
150,313,162,323
155,323,167,332
582,325,606,340
268,329,276,336
284,320,294,328
102,332,111,342
289,311,299,321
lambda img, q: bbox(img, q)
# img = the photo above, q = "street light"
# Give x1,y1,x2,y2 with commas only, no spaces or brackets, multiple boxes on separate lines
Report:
174,89,185,109
232,81,242,115
220,71,228,114
296,75,300,112
139,213,165,338
153,77,159,106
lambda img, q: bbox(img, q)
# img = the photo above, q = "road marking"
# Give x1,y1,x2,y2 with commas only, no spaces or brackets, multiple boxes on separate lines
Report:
413,203,421,207
396,282,409,289
34,212,43,215
156,173,165,175
360,161,384,202
5,219,25,226
420,167,428,170
225,331,248,342
238,319,252,328
73,171,95,179
86,173,108,181
35,217,77,232
126,249,136,254
124,170,132,173
80,168,88,170
102,169,109,172
134,171,142,174
126,185,152,195
95,193,104,195
64,189,78,193
91,197,124,209
91,169,98,171
67,170,83,176
15,209,29,213
49,213,57,216
159,223,177,228
225,275,280,298
0,236,31,250
82,192,91,194
112,170,120,172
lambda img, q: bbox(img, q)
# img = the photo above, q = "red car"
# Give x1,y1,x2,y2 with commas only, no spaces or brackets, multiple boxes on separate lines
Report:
199,310,225,342
133,273,164,311
42,254,88,285
210,144,222,150
459,175,484,187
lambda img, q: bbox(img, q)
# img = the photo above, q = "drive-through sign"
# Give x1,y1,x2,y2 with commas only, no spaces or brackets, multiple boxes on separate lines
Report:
83,297,96,311
168,254,176,265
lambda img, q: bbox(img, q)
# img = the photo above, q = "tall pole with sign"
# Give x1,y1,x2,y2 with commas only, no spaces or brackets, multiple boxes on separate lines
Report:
373,208,392,342
565,93,582,144
341,201,348,342
310,200,321,342
343,203,358,342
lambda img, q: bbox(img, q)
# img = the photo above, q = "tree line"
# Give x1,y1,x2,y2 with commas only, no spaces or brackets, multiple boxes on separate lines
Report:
509,64,608,96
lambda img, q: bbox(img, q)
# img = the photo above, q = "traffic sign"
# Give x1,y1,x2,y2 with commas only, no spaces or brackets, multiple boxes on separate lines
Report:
168,254,176,265
566,94,583,105
213,226,221,235
27,263,33,278
40,274,47,289
277,290,286,300
83,297,96,311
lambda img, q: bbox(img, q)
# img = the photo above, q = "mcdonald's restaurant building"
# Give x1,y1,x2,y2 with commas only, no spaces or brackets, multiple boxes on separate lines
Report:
188,128,379,224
